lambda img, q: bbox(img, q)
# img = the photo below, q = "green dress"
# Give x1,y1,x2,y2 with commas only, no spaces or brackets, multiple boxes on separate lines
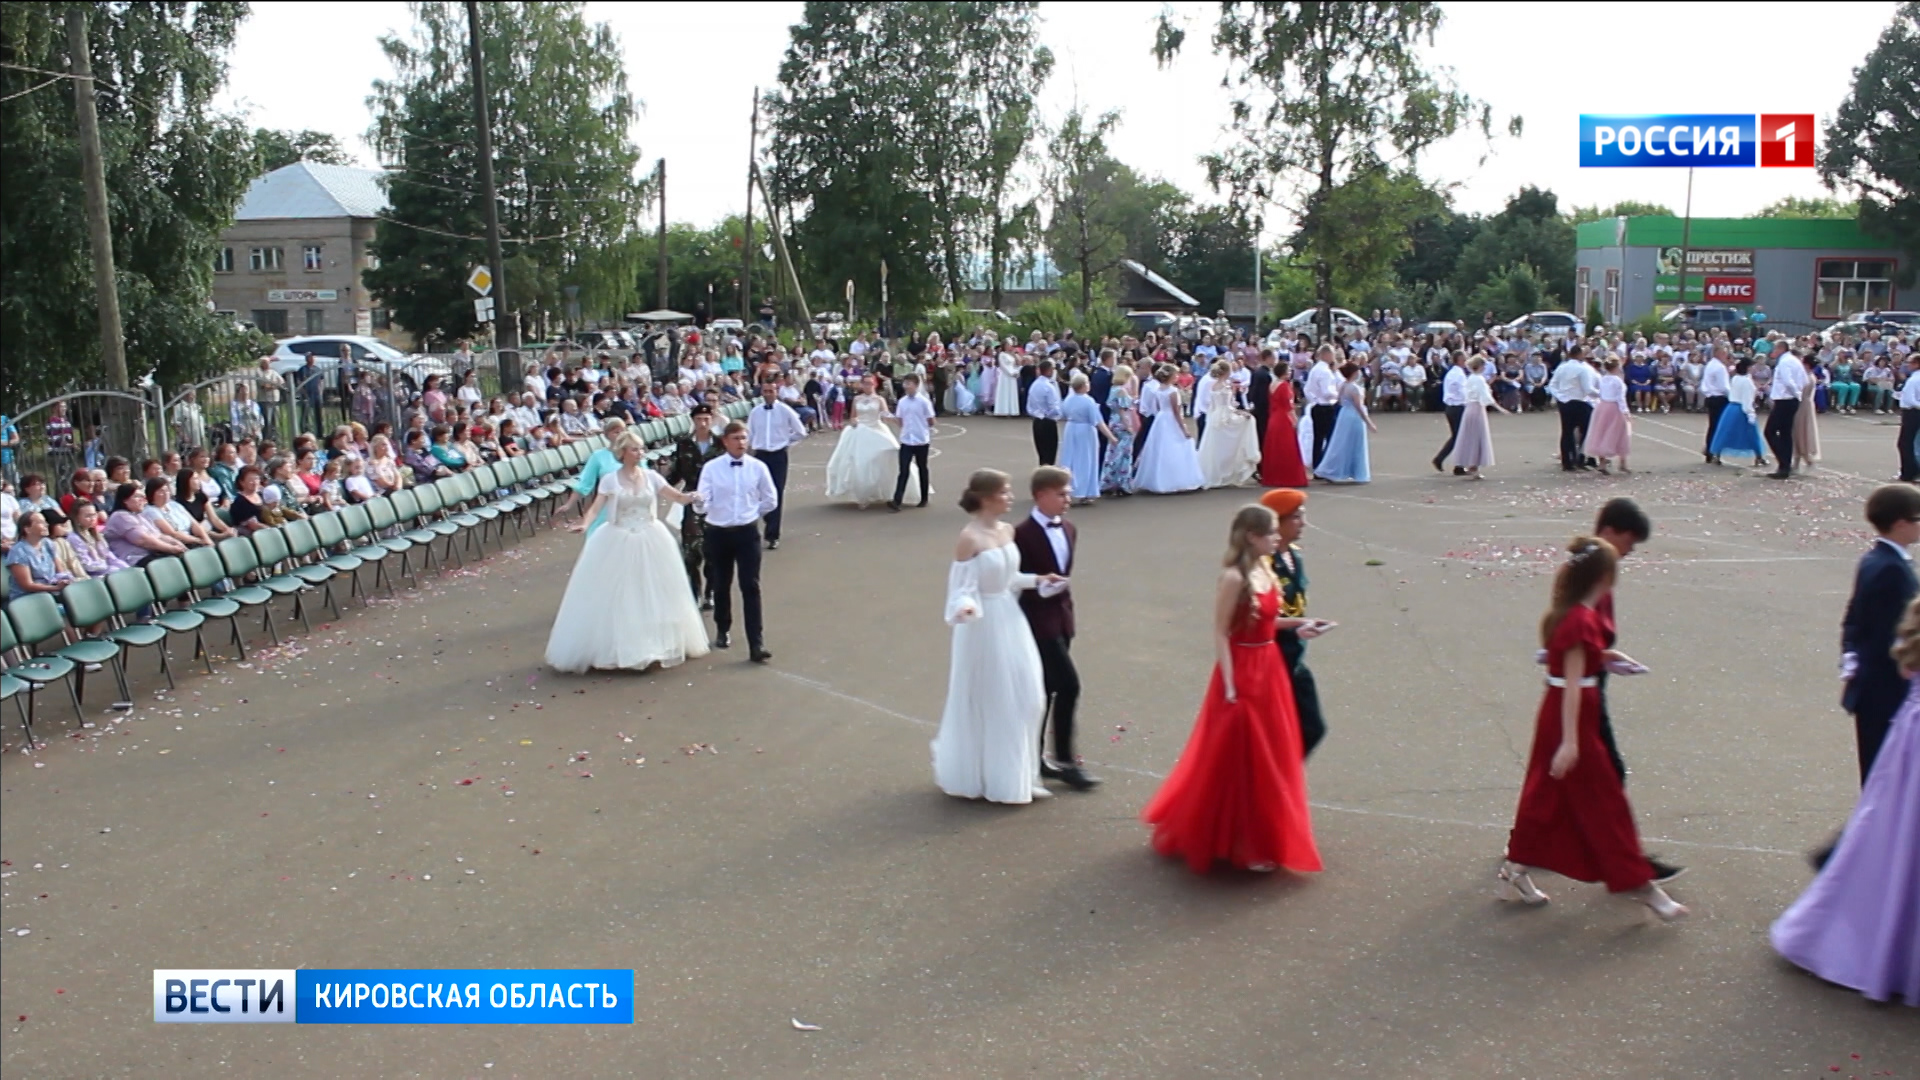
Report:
1271,544,1326,757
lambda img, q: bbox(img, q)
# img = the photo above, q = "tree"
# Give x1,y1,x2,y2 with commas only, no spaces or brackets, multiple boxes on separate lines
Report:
625,216,777,323
1449,187,1575,310
1043,108,1130,315
1754,195,1859,219
1568,200,1673,224
1154,2,1509,338
1394,204,1480,294
1158,203,1258,314
1464,262,1560,324
365,1,645,345
1,2,262,400
253,128,354,172
1821,2,1919,285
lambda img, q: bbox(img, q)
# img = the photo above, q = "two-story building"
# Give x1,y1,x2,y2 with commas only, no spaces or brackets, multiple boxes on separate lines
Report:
211,162,400,344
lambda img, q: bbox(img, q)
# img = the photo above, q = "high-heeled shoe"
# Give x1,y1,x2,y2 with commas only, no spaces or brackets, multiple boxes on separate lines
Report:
1497,861,1549,905
1633,884,1689,922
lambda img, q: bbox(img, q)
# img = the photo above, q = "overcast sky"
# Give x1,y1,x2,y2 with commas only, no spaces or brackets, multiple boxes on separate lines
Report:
216,1,1901,238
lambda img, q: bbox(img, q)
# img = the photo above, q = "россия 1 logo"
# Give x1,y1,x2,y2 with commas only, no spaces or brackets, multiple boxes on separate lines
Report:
1579,114,1813,168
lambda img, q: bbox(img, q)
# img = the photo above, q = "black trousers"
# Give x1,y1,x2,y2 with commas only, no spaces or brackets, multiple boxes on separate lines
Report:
1702,395,1728,455
1132,414,1155,462
1033,418,1058,467
1309,404,1339,467
703,524,763,648
1596,674,1628,784
1034,635,1080,764
758,447,789,542
1557,400,1591,468
1194,413,1207,443
1857,702,1895,784
1764,397,1798,472
1898,407,1920,481
892,443,930,506
1433,404,1464,466
1252,406,1269,451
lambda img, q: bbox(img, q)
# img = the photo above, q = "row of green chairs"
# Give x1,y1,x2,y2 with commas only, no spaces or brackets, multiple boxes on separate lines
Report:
2,432,626,745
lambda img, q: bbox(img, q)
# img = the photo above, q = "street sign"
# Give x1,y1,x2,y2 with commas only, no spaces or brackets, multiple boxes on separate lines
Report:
474,296,495,323
467,266,493,296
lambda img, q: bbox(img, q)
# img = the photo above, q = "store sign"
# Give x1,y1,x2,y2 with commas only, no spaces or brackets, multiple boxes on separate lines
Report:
1655,248,1753,276
1703,277,1756,303
266,289,338,303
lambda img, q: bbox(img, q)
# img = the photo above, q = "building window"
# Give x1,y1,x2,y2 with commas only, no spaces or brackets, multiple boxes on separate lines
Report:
304,308,326,334
250,309,289,336
371,309,392,330
1604,268,1621,323
1574,267,1591,321
365,252,381,270
1814,259,1895,319
303,244,324,271
214,247,234,274
249,246,283,272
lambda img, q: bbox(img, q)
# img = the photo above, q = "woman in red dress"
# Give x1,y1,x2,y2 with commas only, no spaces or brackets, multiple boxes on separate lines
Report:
1260,378,1309,487
1143,505,1321,874
1501,537,1687,920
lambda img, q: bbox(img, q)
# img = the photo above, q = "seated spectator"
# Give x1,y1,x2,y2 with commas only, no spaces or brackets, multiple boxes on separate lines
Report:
367,435,405,495
6,510,72,600
17,473,60,515
495,418,527,457
59,468,97,518
263,458,311,520
429,425,469,473
451,421,485,468
103,482,187,567
341,455,377,504
174,468,236,541
142,477,214,548
66,501,129,576
290,448,326,502
227,466,271,534
403,429,452,484
42,509,88,582
316,459,349,511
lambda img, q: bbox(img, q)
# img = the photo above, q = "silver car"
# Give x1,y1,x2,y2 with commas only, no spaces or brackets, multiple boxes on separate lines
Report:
271,335,452,394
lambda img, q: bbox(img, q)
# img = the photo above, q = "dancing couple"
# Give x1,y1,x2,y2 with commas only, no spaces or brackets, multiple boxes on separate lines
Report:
824,373,936,512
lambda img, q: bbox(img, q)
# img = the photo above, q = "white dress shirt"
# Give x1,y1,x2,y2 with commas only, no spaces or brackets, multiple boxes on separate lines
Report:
1901,369,1920,409
1304,362,1341,407
747,398,808,451
696,452,778,528
1029,507,1070,573
1463,372,1495,406
1700,358,1730,398
1769,352,1808,401
1026,376,1062,421
1441,364,1468,407
1548,360,1598,404
1191,373,1216,416
1597,373,1629,413
1137,379,1161,416
894,391,934,445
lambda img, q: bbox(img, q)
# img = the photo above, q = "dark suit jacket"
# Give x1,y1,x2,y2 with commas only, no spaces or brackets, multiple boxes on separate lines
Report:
1018,363,1040,410
1248,366,1273,418
1089,366,1114,421
1013,516,1075,640
1842,540,1917,721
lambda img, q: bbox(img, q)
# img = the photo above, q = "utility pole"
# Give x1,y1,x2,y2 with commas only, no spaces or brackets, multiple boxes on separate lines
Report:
66,5,127,390
743,88,758,324
655,158,668,309
465,0,518,389
1674,166,1695,318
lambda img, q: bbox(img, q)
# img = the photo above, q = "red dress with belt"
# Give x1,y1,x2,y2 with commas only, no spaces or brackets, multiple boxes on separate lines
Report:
1261,381,1309,487
1505,604,1653,892
1143,588,1322,873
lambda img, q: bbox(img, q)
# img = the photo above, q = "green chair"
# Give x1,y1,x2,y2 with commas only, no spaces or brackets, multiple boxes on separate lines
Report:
412,484,465,568
247,527,316,634
278,518,343,620
460,466,509,547
440,474,491,556
136,557,213,672
216,535,283,644
52,579,134,704
365,497,423,587
181,545,250,659
310,510,368,604
338,502,396,596
2,672,28,739
389,489,444,574
90,568,189,689
3,597,84,744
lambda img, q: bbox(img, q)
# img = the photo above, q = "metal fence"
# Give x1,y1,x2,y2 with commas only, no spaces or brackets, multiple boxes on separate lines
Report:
3,387,160,491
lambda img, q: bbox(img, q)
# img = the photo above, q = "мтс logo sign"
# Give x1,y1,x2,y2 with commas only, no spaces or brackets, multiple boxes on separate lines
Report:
1580,114,1814,168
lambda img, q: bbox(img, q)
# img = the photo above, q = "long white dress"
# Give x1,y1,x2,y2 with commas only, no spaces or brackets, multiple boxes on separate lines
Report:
993,354,1024,416
1133,385,1206,494
824,396,900,507
1197,381,1261,488
544,468,710,673
930,543,1048,804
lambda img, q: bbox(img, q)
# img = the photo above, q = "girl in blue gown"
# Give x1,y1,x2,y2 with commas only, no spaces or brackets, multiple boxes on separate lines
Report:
1311,363,1378,484
1058,376,1113,503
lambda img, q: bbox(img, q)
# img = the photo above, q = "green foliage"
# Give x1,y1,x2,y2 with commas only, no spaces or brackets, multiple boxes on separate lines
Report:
1293,166,1442,314
1262,259,1317,321
1004,297,1130,343
1587,294,1606,330
1821,3,1920,286
1395,207,1481,293
0,1,260,399
920,304,982,344
1156,203,1258,314
627,216,778,323
1463,263,1559,323
1754,195,1859,219
1568,200,1674,224
1622,313,1666,341
252,128,354,172
1449,187,1575,306
365,1,645,344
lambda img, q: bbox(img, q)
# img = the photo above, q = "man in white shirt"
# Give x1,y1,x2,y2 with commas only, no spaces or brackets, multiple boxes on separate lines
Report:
1699,345,1732,464
1133,365,1163,461
746,378,808,547
1897,356,1920,482
1432,352,1469,474
1549,347,1600,471
1026,358,1064,467
1763,347,1809,479
1303,346,1343,468
696,421,777,662
1190,364,1217,441
887,373,936,511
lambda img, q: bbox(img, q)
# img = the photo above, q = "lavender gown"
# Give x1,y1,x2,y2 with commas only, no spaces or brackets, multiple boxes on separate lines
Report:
1770,679,1920,1004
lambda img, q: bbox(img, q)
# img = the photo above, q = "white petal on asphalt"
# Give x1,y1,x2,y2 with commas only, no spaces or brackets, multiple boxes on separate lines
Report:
791,1018,822,1031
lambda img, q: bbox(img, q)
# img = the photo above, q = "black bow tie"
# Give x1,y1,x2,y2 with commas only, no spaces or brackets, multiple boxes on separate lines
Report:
730,459,743,467
1044,520,1063,529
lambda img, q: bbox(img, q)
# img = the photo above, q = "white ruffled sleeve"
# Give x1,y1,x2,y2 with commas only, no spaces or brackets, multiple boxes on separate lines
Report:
944,559,983,625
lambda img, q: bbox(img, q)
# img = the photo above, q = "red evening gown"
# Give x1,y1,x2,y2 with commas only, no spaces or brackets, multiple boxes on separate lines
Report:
1143,588,1322,873
1261,380,1309,487
1505,604,1654,892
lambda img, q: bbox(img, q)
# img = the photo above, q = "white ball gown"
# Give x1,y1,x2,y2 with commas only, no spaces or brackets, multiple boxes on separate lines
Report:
930,542,1049,804
1133,384,1206,493
544,468,711,673
824,396,900,507
1197,382,1261,488
993,354,1024,416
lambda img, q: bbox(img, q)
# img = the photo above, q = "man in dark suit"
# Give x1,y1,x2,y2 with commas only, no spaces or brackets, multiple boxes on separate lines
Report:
1014,467,1098,792
1248,350,1275,449
1842,484,1920,782
1088,349,1115,469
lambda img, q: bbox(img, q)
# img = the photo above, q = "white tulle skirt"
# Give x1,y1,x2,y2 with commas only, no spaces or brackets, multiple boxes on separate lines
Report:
1134,414,1206,493
544,517,710,673
930,592,1047,804
824,422,899,506
1198,410,1261,488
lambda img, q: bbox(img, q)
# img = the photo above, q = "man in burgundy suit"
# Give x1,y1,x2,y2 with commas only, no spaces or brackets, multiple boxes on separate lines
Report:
1014,466,1100,791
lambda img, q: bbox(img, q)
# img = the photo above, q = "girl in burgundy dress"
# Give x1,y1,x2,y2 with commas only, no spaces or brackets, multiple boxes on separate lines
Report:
1500,537,1688,921
1142,504,1321,874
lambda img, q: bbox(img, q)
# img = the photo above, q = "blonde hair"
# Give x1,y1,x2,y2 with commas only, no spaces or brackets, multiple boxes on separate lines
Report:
1894,597,1920,674
1222,505,1277,618
1069,373,1090,391
1113,363,1134,384
958,468,1009,513
1209,360,1230,378
1540,536,1619,646
610,430,644,458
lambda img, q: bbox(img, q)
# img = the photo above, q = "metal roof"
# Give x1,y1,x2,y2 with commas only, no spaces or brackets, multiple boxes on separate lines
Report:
236,162,389,221
1121,259,1200,308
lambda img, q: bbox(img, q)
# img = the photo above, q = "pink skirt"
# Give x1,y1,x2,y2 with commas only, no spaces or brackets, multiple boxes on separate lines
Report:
1583,403,1632,459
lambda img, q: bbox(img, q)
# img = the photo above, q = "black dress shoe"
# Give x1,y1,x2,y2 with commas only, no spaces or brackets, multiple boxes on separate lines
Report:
1039,760,1067,780
700,599,714,612
1768,470,1791,480
749,647,772,663
712,632,731,649
1056,765,1102,792
1452,466,1466,476
887,501,901,513
1431,458,1444,473
1648,858,1687,884
915,500,927,508
765,538,780,550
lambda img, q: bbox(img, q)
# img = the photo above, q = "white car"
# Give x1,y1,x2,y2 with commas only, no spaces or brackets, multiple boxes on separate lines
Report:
1503,311,1585,339
271,335,451,392
707,318,746,335
1279,307,1368,335
1821,311,1920,344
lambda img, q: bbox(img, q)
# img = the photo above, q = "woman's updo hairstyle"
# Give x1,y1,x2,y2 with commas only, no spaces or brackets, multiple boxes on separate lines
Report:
958,468,1010,514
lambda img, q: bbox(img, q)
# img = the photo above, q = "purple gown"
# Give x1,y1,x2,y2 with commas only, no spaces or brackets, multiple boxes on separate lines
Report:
1770,679,1920,1004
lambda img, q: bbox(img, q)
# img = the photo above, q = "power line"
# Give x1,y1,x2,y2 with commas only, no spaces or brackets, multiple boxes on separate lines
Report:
0,74,62,102
373,214,577,245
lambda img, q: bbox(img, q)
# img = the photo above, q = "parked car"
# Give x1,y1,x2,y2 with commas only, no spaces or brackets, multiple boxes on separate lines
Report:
1279,307,1368,336
1410,320,1459,338
1660,305,1747,333
707,318,746,335
1126,310,1178,336
809,311,849,341
270,336,450,393
1821,310,1920,343
1502,311,1585,338
572,329,634,353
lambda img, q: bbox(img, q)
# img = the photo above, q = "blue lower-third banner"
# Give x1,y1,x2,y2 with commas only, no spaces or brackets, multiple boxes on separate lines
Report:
155,969,634,1023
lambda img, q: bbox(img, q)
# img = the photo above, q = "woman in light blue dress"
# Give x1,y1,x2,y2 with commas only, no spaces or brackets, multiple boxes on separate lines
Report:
1059,375,1113,504
1312,362,1378,484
